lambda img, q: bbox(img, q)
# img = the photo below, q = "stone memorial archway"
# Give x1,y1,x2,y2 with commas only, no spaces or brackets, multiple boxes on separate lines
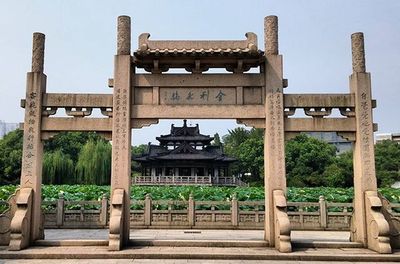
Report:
9,15,391,253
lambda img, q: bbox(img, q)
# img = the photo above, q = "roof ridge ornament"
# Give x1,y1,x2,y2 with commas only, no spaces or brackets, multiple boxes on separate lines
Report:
137,32,258,53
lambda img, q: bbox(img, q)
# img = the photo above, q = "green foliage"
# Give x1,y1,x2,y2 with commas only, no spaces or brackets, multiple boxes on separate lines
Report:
322,151,353,187
76,140,111,185
285,134,336,187
375,140,400,187
0,130,23,185
131,144,148,174
43,150,75,184
212,133,222,146
44,132,101,163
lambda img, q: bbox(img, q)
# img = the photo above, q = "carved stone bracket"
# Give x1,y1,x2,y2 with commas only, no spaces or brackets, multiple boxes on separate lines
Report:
100,107,113,117
131,118,159,129
364,191,391,253
109,188,124,251
236,118,265,128
337,132,356,142
339,107,355,117
42,107,57,117
284,107,296,117
304,107,332,118
65,107,93,117
9,188,33,251
273,189,292,253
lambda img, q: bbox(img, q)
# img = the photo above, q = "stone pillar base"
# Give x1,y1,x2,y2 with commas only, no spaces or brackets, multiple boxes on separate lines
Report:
273,190,292,253
108,189,125,251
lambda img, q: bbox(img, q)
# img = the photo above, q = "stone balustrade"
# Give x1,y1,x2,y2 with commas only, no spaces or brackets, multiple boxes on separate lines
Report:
133,175,248,186
2,194,398,246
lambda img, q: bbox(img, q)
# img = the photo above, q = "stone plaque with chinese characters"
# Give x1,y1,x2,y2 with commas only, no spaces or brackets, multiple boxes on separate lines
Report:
159,88,236,105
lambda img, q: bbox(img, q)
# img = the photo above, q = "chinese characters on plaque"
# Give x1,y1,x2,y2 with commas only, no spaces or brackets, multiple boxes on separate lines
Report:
160,88,236,105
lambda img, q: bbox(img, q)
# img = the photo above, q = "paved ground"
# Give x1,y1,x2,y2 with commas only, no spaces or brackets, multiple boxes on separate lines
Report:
2,230,398,263
43,229,350,243
1,260,399,264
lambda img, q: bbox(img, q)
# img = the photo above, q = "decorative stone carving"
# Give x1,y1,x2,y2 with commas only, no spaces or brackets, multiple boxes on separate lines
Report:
273,190,292,252
284,107,296,117
31,33,45,72
351,32,366,73
339,107,355,117
131,118,159,129
42,107,57,117
65,107,93,117
9,188,33,251
117,16,131,55
265,16,278,55
100,107,113,117
380,193,400,248
304,107,332,118
109,188,124,251
364,191,391,253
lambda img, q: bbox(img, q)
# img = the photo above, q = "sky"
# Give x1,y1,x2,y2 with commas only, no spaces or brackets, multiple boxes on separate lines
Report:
0,0,399,146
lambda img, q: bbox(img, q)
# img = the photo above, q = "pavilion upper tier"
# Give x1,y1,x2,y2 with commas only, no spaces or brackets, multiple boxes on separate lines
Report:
133,32,264,73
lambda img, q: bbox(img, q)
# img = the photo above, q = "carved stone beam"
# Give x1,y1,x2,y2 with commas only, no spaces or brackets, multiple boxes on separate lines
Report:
65,107,93,117
337,132,356,142
42,107,58,117
109,188,124,251
339,107,355,117
273,190,292,253
304,107,332,118
236,118,264,128
9,188,33,251
364,191,391,253
100,107,113,117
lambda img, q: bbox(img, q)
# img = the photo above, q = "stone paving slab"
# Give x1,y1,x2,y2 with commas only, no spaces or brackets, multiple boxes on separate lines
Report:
43,229,350,243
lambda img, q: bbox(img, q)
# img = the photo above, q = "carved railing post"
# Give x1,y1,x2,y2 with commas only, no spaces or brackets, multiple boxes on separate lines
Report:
109,189,125,251
109,15,132,250
231,193,239,227
349,32,391,253
56,193,64,227
263,15,291,252
188,193,195,227
100,194,108,226
319,196,327,229
144,194,152,226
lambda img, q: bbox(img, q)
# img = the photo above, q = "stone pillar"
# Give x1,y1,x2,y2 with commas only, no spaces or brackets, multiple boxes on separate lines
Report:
9,32,46,251
109,15,132,251
263,16,291,252
350,32,391,253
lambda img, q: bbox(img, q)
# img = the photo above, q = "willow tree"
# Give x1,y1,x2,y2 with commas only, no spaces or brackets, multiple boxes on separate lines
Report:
76,140,111,185
42,150,75,184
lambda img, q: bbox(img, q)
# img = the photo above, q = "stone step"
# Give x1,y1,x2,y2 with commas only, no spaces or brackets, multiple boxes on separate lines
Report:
1,245,400,261
130,239,269,247
292,240,364,248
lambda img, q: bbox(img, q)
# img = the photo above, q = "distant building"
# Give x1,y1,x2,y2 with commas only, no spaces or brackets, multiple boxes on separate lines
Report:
307,132,353,154
376,133,400,144
134,120,242,186
0,120,19,139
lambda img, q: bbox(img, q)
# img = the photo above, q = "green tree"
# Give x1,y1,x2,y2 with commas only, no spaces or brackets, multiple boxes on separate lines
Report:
322,151,353,187
42,150,75,184
44,132,101,163
375,140,400,187
75,140,112,185
212,133,222,146
285,134,336,187
0,130,23,184
131,144,148,176
236,137,264,183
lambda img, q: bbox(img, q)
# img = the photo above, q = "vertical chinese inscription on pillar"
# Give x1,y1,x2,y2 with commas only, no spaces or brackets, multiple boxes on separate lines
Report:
21,76,43,188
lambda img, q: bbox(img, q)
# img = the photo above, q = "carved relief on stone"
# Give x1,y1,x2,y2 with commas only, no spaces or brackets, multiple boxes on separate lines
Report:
339,107,355,117
273,190,292,253
351,32,366,73
304,107,332,118
65,107,93,117
9,188,33,251
109,188,124,251
364,191,391,253
31,33,45,72
117,16,131,55
264,16,278,55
